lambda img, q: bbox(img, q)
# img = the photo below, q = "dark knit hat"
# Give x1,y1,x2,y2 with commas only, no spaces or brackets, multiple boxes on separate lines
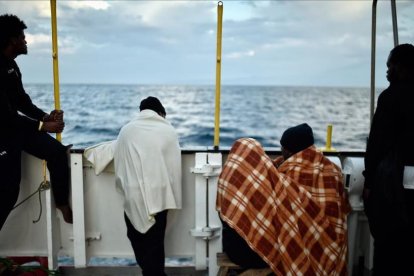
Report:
139,96,166,116
280,123,314,154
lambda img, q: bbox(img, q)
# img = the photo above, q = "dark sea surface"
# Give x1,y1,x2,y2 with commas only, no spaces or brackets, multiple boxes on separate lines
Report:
27,84,379,150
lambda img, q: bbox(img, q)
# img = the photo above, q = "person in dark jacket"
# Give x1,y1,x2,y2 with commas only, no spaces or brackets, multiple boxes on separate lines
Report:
0,14,72,230
363,43,414,276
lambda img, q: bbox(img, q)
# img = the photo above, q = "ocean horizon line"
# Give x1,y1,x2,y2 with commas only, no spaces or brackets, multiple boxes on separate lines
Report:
26,84,372,150
25,82,381,90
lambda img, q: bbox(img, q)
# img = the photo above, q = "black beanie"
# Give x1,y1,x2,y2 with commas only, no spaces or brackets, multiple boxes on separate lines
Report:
139,96,166,116
280,123,314,154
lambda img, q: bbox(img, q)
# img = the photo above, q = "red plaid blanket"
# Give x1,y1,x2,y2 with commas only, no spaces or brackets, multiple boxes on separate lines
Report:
216,138,350,275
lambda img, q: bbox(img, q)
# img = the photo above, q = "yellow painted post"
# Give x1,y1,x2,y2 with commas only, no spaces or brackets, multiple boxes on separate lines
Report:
326,124,332,150
213,1,223,150
50,0,62,142
321,124,336,152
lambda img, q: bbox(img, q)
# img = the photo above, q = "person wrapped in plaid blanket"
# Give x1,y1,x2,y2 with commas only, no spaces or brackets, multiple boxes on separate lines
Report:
217,123,350,275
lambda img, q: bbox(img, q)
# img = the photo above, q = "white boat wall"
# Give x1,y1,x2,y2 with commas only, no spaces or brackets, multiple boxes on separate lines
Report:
0,149,372,276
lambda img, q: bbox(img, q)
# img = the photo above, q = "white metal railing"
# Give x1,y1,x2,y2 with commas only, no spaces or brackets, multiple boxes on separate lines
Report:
0,151,372,275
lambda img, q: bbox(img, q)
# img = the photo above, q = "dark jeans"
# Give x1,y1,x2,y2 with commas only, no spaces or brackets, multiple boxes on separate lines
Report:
0,128,70,230
124,211,168,276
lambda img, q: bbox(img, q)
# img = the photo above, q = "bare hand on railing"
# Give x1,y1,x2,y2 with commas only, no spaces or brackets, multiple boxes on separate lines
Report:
41,120,65,133
43,110,64,123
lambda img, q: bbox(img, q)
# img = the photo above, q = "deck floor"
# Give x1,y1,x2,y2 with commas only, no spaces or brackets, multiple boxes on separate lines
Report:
60,266,207,276
60,266,372,276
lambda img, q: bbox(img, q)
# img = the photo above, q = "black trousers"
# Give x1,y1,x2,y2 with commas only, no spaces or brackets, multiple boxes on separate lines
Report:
0,128,70,230
124,211,168,276
372,235,414,276
221,218,268,269
367,189,414,276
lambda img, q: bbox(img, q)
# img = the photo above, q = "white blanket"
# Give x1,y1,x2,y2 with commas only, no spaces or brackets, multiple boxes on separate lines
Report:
84,140,116,175
114,110,182,233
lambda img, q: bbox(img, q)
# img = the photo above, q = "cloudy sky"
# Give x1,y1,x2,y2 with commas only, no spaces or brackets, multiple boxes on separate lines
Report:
1,0,413,87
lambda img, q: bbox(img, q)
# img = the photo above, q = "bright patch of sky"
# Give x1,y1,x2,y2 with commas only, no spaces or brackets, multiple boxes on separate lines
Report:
1,0,413,87
223,1,268,21
64,1,110,11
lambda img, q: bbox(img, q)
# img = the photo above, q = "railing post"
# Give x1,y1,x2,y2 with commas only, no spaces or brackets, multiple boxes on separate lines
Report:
207,153,222,276
71,153,86,267
191,153,208,270
46,179,60,269
190,152,222,274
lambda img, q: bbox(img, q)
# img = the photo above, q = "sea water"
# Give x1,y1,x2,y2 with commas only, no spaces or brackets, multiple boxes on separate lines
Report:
27,84,380,151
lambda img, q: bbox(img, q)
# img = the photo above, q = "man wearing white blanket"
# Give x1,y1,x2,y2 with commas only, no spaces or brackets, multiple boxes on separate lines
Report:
114,96,182,276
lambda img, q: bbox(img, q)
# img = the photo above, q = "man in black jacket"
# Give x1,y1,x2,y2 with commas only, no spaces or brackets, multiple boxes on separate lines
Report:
363,43,414,276
0,14,72,230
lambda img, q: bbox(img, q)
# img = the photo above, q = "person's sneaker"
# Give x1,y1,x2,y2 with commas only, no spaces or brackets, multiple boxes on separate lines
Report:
57,205,73,224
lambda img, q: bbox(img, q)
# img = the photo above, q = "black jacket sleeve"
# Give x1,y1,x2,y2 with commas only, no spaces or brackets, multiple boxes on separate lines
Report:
13,64,46,121
0,58,46,134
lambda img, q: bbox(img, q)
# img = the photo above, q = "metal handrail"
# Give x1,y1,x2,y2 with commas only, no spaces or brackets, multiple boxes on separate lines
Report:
370,0,399,124
391,0,399,47
370,0,378,124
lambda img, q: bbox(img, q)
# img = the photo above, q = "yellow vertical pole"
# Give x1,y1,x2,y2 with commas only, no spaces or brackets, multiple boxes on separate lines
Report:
50,0,62,142
213,1,223,150
321,124,336,152
326,124,332,150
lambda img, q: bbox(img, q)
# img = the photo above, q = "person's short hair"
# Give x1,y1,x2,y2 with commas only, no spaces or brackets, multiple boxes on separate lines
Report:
280,123,314,154
0,14,27,50
390,43,414,73
139,96,166,116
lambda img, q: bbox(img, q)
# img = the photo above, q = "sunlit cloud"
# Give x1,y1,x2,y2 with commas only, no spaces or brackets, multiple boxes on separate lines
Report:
26,33,50,46
0,1,50,18
62,1,110,11
114,1,214,28
25,33,79,55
